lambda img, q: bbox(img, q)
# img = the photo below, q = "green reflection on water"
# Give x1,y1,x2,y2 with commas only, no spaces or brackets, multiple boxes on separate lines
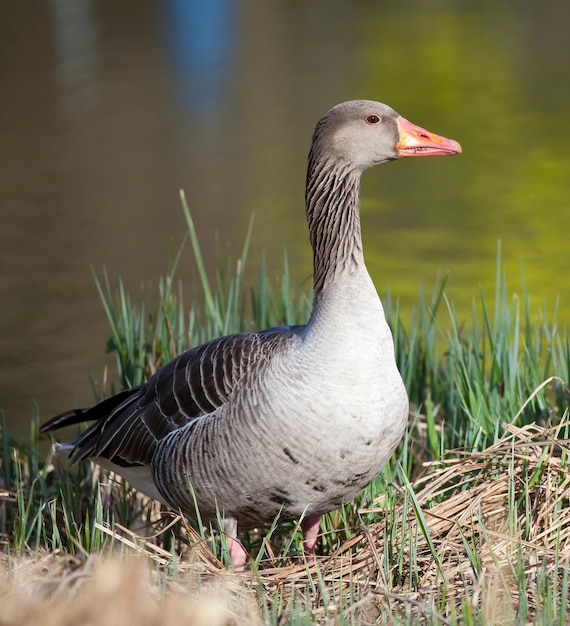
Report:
341,2,570,323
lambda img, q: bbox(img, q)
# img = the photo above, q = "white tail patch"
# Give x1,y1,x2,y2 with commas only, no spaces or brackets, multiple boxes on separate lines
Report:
95,459,168,506
53,442,167,507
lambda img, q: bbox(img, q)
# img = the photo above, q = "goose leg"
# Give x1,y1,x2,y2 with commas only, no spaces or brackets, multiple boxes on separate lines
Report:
300,514,321,561
228,536,247,569
223,517,247,569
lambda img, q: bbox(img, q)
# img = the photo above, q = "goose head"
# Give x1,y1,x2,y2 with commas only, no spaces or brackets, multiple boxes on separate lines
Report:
310,99,462,172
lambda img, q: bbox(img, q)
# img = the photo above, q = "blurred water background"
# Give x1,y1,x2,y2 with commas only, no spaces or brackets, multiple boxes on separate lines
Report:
1,0,569,439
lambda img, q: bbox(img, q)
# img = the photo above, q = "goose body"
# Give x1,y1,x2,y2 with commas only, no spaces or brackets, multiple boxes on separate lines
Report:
41,100,461,566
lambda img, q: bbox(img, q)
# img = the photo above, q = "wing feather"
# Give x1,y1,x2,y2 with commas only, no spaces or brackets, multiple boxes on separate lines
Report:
41,326,304,469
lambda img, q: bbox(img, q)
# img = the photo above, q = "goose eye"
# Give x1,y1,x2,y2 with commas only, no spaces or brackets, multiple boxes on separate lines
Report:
366,114,381,124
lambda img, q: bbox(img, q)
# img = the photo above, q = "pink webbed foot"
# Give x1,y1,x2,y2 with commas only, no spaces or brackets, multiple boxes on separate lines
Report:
300,514,321,562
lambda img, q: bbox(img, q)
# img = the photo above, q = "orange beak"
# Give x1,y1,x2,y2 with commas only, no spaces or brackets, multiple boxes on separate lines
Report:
396,116,462,158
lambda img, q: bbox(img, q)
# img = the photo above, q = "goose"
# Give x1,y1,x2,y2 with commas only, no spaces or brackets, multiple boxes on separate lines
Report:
40,100,461,568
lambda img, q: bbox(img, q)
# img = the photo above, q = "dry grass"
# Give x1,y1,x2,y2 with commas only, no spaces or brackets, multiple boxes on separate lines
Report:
0,554,263,626
2,419,570,624
325,419,570,620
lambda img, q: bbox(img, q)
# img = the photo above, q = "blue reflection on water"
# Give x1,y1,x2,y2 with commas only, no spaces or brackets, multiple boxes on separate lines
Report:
160,0,237,116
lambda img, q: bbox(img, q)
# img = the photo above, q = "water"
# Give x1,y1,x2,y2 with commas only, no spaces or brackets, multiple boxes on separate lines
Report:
1,0,569,440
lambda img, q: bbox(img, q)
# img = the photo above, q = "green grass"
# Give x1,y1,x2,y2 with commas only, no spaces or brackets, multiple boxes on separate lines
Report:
1,199,569,624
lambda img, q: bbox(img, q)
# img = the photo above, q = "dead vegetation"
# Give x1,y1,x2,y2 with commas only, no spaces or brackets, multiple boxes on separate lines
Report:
0,554,263,626
2,419,570,624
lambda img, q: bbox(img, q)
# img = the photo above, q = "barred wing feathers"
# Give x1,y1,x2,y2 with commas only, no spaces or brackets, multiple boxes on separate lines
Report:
40,326,304,468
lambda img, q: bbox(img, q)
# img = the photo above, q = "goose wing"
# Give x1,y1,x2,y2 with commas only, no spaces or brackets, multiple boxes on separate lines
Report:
40,326,304,467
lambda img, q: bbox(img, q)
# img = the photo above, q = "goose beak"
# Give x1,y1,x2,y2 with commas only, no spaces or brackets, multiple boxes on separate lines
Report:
396,116,462,157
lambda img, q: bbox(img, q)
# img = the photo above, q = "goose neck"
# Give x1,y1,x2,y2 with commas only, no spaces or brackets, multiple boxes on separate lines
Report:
305,157,364,295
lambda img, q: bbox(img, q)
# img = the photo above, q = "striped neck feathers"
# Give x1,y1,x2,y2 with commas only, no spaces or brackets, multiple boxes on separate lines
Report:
305,154,364,295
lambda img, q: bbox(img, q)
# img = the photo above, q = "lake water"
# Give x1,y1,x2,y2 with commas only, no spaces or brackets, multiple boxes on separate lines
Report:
1,0,569,440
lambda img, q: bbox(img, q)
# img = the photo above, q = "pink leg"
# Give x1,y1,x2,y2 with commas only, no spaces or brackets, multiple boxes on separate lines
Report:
300,514,321,561
227,535,247,569
223,518,247,570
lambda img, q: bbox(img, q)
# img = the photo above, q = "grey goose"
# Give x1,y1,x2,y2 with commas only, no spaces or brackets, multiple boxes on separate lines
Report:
40,100,461,568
